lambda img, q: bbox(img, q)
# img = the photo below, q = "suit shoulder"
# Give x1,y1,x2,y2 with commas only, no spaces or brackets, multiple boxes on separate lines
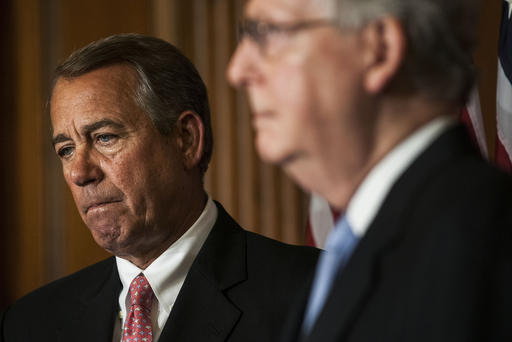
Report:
245,230,320,274
245,230,319,257
4,257,115,318
427,157,512,214
214,200,320,268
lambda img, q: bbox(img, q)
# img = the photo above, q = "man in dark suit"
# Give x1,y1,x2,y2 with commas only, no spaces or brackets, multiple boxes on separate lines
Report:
0,34,318,342
227,0,512,340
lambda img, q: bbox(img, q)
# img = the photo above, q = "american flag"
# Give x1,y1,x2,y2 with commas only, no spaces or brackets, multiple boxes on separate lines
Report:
496,0,512,172
460,86,488,158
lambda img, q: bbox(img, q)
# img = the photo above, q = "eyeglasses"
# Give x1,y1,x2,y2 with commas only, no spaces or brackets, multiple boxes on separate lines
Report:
237,18,336,55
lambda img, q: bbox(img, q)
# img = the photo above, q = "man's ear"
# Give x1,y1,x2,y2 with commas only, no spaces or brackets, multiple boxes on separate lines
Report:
362,16,406,94
175,110,204,170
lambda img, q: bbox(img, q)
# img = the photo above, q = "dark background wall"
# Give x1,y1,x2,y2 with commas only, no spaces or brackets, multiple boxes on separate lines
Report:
0,0,503,308
0,0,16,309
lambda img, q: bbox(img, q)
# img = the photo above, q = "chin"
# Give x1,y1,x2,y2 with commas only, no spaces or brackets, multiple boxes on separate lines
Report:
89,224,122,253
256,136,289,165
281,156,324,195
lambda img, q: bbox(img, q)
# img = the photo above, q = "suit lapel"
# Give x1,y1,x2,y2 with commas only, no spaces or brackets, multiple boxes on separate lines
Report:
158,203,245,341
305,214,395,341
279,274,315,342
305,126,477,341
59,257,121,342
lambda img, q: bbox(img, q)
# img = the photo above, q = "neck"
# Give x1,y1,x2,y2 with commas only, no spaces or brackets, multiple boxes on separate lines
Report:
312,96,457,211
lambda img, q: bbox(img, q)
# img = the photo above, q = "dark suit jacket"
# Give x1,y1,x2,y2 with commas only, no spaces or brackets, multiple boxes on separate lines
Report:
1,203,319,342
281,125,512,342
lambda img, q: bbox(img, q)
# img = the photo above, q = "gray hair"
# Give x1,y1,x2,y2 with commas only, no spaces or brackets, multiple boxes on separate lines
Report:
53,33,213,175
328,0,478,105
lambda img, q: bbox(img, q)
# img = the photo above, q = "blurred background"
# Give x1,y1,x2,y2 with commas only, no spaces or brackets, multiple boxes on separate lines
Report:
0,0,503,308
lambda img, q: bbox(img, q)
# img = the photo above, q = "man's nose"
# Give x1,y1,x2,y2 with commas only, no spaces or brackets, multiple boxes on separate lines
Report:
227,40,259,88
69,149,103,187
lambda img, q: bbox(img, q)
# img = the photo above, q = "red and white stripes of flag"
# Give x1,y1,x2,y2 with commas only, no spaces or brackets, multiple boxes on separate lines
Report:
460,86,489,158
496,0,512,172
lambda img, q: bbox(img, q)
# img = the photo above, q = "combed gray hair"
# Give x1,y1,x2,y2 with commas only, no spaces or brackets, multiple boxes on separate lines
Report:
328,0,478,105
53,33,213,175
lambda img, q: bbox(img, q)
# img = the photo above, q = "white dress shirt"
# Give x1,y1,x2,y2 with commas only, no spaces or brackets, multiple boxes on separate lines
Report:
112,196,218,342
346,115,456,237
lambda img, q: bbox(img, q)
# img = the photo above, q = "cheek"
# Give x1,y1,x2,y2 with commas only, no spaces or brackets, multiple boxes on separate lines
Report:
261,64,314,131
102,156,148,211
254,72,320,161
269,58,310,99
275,67,323,132
110,146,181,211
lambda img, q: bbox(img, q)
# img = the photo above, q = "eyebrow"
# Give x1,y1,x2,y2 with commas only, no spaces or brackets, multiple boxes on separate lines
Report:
52,119,125,146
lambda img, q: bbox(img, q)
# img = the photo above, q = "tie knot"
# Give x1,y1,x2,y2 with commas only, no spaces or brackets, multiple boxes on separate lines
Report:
128,274,154,310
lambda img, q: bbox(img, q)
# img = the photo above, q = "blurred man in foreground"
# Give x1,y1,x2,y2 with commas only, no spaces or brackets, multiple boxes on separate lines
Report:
228,0,512,340
1,34,318,342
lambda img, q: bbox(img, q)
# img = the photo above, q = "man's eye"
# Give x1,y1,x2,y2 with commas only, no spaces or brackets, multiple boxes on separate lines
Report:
57,146,74,158
96,134,117,144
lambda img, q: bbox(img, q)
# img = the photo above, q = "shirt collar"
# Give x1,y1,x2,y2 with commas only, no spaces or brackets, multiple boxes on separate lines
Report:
116,196,218,314
346,116,456,236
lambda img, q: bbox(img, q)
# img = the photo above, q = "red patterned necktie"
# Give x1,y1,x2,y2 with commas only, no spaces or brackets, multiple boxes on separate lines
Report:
122,274,155,342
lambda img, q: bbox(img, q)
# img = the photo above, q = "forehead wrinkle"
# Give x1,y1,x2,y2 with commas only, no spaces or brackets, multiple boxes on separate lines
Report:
56,64,139,112
51,114,84,147
52,65,144,138
82,119,125,134
246,0,327,21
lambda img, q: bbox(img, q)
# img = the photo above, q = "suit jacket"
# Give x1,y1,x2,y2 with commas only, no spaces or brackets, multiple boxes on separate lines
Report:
281,125,512,342
1,203,319,342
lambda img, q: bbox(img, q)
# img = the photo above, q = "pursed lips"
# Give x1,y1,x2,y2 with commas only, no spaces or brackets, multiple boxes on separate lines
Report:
84,199,123,214
252,111,274,126
253,110,273,118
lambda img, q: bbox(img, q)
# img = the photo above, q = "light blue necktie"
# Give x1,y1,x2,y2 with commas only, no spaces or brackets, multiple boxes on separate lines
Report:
302,216,360,335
